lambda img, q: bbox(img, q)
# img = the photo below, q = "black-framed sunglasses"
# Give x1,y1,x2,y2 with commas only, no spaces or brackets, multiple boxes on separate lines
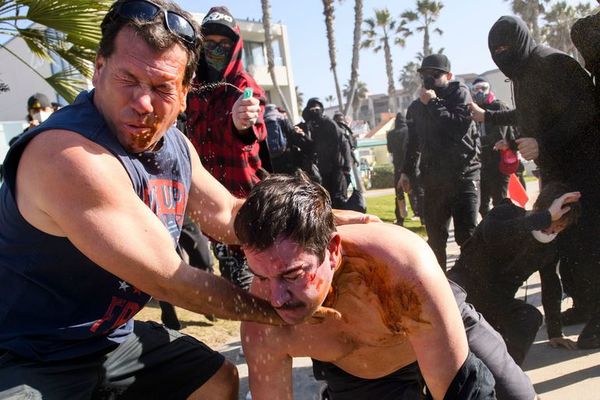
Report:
114,0,197,47
420,70,445,79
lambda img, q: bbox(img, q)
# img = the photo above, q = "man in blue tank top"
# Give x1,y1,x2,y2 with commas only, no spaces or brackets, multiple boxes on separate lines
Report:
0,1,365,398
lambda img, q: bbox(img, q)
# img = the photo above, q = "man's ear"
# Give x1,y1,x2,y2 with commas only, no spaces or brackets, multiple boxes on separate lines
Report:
92,54,105,87
446,72,453,80
180,85,189,113
328,233,342,271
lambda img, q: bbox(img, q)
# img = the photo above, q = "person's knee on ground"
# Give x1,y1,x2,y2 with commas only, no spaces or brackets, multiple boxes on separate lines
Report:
502,305,543,365
188,359,239,400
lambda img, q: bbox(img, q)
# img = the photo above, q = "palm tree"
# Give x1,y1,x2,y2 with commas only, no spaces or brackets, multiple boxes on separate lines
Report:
399,61,421,96
504,0,550,43
0,0,111,102
542,1,593,60
398,0,444,58
295,85,304,111
322,0,344,112
343,80,368,120
260,0,292,115
325,94,335,107
362,8,403,113
342,0,363,117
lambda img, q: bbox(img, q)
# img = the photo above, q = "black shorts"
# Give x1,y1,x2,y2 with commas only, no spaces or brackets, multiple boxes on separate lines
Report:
314,351,495,400
0,320,225,400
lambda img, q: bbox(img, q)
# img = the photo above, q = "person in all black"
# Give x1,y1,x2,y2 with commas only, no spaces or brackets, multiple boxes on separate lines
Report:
387,113,409,225
571,8,600,103
263,104,295,174
333,111,359,185
470,16,600,349
400,54,481,270
297,98,352,208
449,182,581,365
470,77,517,217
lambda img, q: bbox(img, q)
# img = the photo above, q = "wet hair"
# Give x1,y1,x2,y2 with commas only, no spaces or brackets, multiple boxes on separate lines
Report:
234,172,335,262
533,181,581,226
98,0,202,86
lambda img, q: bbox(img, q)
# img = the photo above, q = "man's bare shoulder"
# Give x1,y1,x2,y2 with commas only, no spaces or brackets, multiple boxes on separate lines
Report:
337,223,440,277
17,129,132,235
21,129,129,185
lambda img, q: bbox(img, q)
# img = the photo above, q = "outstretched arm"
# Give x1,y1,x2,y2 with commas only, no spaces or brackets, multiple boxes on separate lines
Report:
242,321,294,400
17,130,282,325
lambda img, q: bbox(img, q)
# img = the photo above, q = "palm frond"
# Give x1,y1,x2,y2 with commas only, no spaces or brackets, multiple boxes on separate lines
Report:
20,0,109,49
44,67,88,103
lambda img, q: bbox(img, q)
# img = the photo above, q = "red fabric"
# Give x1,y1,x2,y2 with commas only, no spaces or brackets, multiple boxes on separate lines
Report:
508,173,529,207
186,24,267,198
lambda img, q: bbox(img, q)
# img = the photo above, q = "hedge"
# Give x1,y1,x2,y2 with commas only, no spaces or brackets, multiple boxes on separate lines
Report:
370,164,395,189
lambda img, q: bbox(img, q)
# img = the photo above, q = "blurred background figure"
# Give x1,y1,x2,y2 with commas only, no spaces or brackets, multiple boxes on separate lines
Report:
470,77,516,218
297,98,352,208
387,113,409,225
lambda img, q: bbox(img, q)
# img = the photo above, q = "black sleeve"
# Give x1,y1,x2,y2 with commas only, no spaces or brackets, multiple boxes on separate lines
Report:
425,85,472,134
479,202,552,245
485,108,518,127
537,55,598,168
539,258,563,339
401,105,419,177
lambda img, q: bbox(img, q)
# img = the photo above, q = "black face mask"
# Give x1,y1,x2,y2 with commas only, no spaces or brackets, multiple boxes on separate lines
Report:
423,76,436,90
308,108,323,121
488,16,536,79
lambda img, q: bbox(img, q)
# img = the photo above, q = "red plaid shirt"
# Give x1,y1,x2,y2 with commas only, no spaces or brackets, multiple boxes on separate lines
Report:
186,27,266,199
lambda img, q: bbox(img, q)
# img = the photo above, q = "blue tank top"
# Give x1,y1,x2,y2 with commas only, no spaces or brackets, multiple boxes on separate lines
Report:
0,90,191,361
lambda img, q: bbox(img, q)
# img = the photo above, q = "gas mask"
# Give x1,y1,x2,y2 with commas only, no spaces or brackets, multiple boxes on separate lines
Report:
31,110,52,123
472,81,493,106
204,40,233,72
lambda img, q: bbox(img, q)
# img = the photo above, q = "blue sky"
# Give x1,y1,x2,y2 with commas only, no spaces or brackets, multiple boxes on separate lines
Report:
179,0,594,104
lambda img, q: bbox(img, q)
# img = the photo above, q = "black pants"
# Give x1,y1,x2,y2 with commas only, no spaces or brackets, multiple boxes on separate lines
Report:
450,281,537,400
0,321,224,400
393,166,405,225
479,167,509,218
423,178,480,270
321,170,349,209
314,352,495,400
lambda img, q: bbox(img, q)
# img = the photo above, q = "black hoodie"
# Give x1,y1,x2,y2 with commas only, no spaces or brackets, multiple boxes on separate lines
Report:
402,81,480,183
486,16,600,192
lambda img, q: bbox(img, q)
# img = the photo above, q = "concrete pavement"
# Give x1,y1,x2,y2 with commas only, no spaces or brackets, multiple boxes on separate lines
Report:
222,181,600,399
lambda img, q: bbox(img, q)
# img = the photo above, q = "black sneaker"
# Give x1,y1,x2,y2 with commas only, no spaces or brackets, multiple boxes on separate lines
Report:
577,314,600,349
561,307,590,326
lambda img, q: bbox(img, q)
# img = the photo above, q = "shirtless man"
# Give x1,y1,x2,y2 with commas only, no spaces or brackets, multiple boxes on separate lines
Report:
235,173,502,400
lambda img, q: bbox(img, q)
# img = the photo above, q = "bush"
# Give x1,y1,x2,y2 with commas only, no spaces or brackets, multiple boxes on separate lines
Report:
370,164,395,189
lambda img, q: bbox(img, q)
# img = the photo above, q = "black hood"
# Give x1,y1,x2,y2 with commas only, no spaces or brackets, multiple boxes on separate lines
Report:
488,16,536,79
394,113,407,130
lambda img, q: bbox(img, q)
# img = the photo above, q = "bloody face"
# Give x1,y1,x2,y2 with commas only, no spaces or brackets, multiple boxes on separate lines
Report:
92,26,189,153
244,237,339,324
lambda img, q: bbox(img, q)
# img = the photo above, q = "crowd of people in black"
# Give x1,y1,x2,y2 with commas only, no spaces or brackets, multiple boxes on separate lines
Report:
1,0,600,398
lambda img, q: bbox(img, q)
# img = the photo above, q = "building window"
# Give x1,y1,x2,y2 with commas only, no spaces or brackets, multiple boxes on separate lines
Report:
243,41,265,67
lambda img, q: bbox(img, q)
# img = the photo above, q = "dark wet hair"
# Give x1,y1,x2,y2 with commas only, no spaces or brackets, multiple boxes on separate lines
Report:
99,0,202,86
234,172,335,262
533,181,581,226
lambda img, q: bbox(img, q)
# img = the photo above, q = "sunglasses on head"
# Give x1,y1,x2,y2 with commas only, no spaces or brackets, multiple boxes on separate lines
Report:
114,0,197,47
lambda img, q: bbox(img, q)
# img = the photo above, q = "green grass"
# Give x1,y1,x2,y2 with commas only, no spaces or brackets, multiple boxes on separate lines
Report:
366,193,427,237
